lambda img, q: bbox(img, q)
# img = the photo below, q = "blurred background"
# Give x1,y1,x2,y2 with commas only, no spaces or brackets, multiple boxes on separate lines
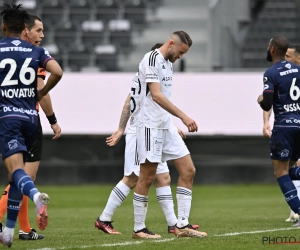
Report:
0,0,296,185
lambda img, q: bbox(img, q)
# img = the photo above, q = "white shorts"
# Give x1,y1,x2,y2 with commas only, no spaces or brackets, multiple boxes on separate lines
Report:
124,133,169,177
136,125,190,164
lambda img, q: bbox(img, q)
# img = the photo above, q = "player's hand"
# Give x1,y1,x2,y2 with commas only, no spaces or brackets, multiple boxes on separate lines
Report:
177,128,186,139
51,123,61,140
181,115,198,132
106,129,124,146
257,94,263,104
263,122,271,138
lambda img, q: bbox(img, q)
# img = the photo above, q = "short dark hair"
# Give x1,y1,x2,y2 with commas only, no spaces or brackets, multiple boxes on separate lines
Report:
151,43,163,50
289,44,300,55
25,13,42,31
173,31,192,47
271,36,289,56
1,4,29,34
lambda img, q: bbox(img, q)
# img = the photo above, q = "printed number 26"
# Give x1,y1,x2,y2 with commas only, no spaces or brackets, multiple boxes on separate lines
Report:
0,58,35,86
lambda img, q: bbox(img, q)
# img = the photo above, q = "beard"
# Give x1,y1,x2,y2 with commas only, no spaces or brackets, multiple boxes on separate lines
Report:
266,49,272,62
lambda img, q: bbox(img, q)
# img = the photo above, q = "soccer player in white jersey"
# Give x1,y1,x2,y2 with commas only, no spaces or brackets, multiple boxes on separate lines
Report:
263,44,300,223
132,31,207,239
95,43,198,235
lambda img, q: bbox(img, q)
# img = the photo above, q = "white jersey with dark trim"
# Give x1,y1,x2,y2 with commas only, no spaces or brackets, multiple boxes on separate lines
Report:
127,72,140,134
137,49,173,129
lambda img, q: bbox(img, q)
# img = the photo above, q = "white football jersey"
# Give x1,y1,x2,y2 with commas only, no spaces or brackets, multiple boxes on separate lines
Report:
138,49,173,129
127,72,140,134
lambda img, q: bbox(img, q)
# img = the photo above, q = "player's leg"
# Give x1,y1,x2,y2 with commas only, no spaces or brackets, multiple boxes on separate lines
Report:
154,164,199,233
155,166,177,231
163,126,206,238
271,129,300,226
95,133,138,234
0,185,10,224
18,117,45,240
132,126,161,239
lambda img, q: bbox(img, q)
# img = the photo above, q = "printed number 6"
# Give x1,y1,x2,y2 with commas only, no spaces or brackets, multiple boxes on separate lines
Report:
290,77,300,101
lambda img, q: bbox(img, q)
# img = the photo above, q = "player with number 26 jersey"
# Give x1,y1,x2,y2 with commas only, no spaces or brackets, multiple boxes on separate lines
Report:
0,37,53,123
263,61,300,128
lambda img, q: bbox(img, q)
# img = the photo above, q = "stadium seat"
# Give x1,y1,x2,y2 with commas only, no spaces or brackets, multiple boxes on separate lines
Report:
16,0,38,13
67,49,91,71
53,23,78,52
108,19,132,53
95,0,120,23
123,0,146,29
94,44,118,71
81,20,105,49
68,0,94,26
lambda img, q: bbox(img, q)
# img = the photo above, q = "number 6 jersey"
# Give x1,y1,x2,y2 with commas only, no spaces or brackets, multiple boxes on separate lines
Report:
263,60,300,128
0,37,53,122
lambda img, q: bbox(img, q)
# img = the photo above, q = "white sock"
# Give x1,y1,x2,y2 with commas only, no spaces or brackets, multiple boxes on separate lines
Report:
133,192,148,232
3,227,14,237
100,181,131,222
156,186,177,226
176,187,192,228
33,192,41,205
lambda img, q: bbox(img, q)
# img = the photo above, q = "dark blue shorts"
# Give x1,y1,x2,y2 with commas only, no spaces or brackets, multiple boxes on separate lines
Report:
27,115,43,162
0,119,37,162
270,128,300,161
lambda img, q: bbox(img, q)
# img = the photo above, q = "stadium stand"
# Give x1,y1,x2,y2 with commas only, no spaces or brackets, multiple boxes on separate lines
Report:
241,0,300,68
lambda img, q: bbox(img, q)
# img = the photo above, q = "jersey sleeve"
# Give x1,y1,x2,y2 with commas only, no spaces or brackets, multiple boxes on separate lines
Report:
38,47,54,69
37,67,46,80
263,69,275,94
145,51,160,83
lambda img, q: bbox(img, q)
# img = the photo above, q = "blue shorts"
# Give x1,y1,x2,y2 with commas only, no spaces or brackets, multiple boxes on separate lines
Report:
0,119,37,162
270,128,300,161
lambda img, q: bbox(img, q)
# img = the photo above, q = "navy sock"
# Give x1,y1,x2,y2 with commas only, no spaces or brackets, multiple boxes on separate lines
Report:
289,167,300,180
277,175,300,214
6,182,22,229
12,169,38,201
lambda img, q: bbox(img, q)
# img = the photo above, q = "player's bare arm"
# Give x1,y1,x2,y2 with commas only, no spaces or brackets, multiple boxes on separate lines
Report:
263,109,272,138
148,82,198,132
37,78,61,140
38,60,63,101
106,94,131,146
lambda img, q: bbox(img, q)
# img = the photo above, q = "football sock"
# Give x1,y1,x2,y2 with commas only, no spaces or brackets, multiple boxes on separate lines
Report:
99,181,131,222
0,185,9,222
176,187,192,228
6,182,22,231
133,192,148,232
18,195,31,233
12,169,38,201
156,186,177,226
277,175,300,214
289,167,300,180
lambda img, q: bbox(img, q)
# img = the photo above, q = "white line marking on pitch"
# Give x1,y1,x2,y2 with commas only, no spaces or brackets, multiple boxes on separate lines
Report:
29,228,300,250
29,238,175,250
214,227,300,236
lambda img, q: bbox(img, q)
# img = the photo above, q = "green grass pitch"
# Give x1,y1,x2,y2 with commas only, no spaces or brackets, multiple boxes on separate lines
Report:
4,184,300,249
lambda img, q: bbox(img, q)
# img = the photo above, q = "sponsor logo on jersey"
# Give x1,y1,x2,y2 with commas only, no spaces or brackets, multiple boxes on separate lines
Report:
280,68,298,76
162,65,165,69
1,106,38,116
1,88,35,98
8,139,18,150
285,63,291,69
280,149,289,157
11,40,21,46
162,76,172,81
0,47,32,52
